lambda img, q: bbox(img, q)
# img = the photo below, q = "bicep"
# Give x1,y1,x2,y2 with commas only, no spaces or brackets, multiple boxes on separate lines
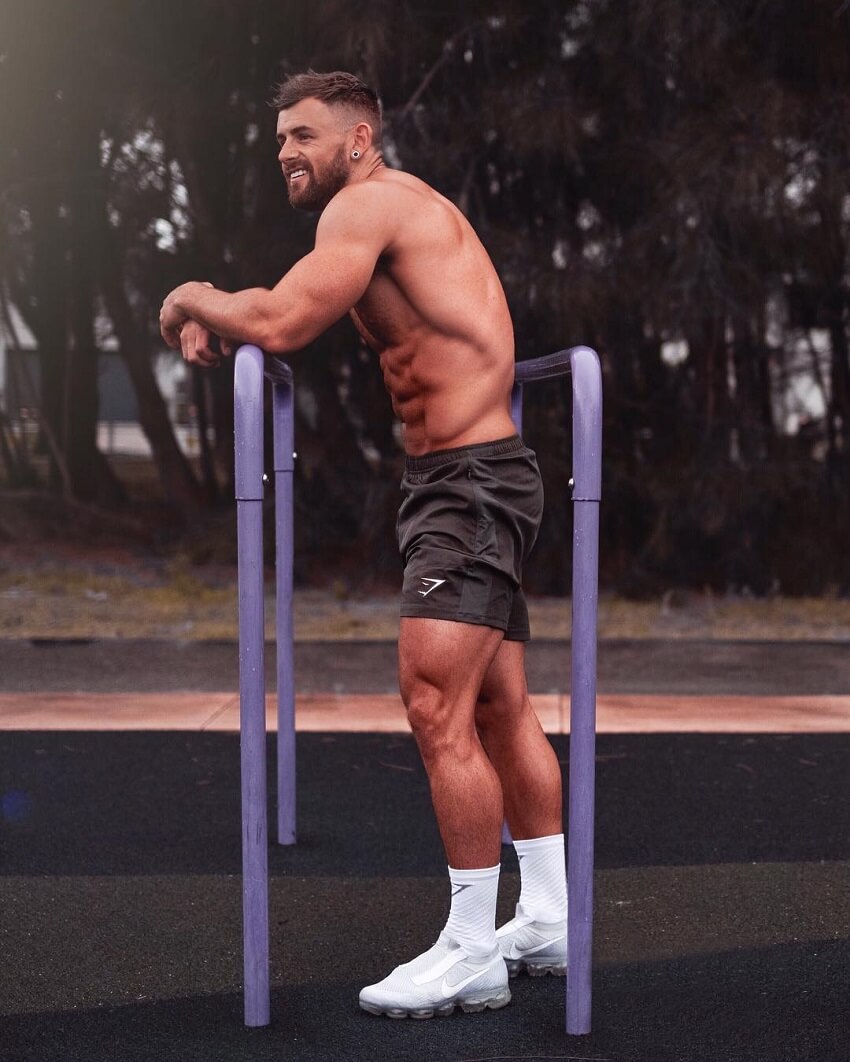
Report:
268,243,376,349
268,195,389,351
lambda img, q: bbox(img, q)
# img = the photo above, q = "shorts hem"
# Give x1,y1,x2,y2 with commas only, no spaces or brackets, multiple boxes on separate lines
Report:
399,606,531,641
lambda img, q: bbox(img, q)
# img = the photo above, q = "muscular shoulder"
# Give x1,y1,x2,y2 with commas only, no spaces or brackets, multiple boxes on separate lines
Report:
318,171,441,252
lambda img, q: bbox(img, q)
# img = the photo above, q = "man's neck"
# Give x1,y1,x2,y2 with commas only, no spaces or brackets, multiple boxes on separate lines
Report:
352,155,386,184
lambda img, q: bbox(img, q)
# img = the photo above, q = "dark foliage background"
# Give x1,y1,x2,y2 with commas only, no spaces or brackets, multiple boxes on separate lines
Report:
1,0,848,594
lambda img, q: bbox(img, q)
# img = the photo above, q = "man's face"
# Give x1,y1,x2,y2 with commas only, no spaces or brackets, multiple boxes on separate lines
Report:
276,98,352,212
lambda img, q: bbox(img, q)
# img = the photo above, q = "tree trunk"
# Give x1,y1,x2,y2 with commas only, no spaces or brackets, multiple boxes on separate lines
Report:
731,313,771,464
28,182,67,492
692,311,731,456
66,124,124,506
816,189,850,485
98,227,207,524
826,293,850,485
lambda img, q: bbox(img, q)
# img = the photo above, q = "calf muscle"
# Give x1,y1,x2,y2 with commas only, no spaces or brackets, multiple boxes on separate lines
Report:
399,618,505,867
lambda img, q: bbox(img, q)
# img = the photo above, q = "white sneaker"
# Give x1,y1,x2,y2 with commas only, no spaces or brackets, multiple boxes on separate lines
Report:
359,932,511,1019
496,905,567,977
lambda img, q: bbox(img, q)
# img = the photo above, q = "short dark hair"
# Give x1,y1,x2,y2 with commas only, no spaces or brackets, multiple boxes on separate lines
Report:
270,70,382,146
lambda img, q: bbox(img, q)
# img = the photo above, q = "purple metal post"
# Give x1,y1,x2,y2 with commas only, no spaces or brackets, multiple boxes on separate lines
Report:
565,346,601,1035
501,379,526,849
269,360,297,846
510,380,524,435
234,344,270,1028
514,346,602,1035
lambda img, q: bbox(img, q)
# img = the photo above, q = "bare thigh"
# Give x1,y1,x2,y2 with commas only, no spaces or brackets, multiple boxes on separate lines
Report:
398,617,505,736
475,638,530,729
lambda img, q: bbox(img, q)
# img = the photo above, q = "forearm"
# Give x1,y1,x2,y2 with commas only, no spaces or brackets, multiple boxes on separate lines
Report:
174,282,277,349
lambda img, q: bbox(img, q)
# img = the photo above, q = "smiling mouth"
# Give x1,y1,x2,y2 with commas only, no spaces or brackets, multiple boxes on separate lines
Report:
288,168,308,183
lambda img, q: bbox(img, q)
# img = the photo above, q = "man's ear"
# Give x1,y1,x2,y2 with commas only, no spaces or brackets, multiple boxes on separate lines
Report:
352,121,373,156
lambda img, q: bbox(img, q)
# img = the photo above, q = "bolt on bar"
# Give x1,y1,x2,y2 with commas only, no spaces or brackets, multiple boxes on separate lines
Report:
234,343,602,1034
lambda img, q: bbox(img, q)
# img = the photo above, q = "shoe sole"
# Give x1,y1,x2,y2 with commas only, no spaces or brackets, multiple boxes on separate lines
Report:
505,957,566,978
360,987,511,1019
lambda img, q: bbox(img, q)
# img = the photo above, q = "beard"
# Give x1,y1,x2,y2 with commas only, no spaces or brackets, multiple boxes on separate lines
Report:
287,144,351,212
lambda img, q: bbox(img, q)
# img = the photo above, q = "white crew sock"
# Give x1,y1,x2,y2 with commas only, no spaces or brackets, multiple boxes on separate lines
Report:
514,833,567,923
443,864,500,956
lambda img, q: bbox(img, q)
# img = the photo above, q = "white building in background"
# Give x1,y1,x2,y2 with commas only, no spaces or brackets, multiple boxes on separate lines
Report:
0,303,203,457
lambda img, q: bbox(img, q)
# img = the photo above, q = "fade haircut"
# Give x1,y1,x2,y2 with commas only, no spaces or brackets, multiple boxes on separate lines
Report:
270,70,382,147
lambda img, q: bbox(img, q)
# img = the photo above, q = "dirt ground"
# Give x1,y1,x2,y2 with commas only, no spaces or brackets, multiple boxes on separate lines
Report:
2,542,849,641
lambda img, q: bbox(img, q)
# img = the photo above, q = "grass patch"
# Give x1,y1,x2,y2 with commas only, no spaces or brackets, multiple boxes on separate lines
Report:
1,562,849,642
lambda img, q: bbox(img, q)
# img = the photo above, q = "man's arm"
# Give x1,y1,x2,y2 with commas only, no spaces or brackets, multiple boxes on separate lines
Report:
160,183,392,355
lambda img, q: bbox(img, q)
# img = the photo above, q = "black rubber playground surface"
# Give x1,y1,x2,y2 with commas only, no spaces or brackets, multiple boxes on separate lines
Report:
2,640,849,1062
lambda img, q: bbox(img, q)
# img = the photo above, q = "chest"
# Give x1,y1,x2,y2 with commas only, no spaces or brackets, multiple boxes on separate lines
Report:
349,266,411,353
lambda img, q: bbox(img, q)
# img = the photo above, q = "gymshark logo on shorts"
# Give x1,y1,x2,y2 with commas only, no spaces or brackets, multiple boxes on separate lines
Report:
418,577,446,597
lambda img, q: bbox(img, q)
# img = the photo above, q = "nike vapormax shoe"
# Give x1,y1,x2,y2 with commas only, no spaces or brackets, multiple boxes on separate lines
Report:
359,932,511,1019
495,905,567,977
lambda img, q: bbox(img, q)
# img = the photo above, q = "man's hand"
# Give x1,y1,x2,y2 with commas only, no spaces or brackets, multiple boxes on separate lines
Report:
179,319,222,367
160,294,187,350
160,281,214,349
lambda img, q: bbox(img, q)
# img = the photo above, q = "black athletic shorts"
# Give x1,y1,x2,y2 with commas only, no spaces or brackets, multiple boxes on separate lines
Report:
397,435,544,641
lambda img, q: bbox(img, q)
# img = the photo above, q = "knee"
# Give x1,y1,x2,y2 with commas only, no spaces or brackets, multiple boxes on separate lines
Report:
404,684,472,761
405,685,448,745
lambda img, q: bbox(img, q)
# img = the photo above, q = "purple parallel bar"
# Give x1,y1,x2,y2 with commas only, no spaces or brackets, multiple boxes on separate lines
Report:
510,380,524,436
501,380,526,849
514,348,573,383
567,346,603,501
234,344,270,1028
233,341,599,1033
271,361,296,846
513,347,602,1035
566,345,601,1035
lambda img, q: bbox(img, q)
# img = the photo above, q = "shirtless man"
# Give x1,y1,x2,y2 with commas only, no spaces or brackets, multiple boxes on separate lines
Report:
160,70,567,1019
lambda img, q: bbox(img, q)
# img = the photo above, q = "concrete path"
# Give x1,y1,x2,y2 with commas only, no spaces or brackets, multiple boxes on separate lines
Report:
2,637,849,694
2,690,850,732
1,637,849,732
